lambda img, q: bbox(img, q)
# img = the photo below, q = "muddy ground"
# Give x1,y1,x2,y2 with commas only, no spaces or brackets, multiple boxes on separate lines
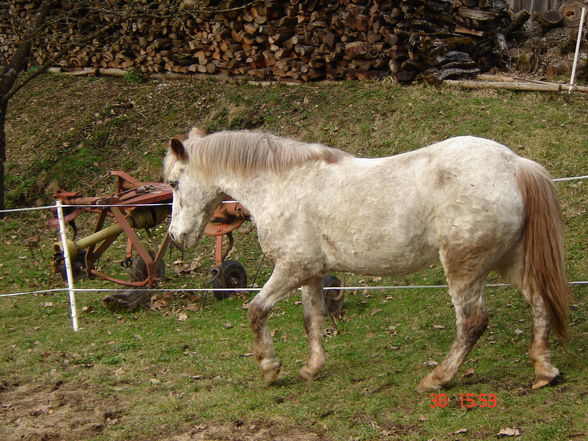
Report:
0,379,324,441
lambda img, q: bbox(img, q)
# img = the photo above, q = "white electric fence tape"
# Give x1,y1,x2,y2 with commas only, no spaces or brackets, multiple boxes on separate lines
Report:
0,174,586,331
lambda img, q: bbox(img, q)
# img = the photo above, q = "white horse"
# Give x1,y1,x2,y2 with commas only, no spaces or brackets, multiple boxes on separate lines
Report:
163,128,570,391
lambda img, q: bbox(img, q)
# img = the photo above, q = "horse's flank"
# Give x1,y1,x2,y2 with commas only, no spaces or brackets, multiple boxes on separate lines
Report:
178,130,352,179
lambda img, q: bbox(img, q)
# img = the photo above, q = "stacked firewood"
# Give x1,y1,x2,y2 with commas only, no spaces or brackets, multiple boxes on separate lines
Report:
509,0,588,79
1,0,515,83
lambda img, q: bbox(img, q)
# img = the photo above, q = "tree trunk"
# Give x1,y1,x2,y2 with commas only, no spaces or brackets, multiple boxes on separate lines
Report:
0,0,54,215
0,99,6,217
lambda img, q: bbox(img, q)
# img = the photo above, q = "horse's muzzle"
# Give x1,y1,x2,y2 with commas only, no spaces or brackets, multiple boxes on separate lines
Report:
168,231,185,250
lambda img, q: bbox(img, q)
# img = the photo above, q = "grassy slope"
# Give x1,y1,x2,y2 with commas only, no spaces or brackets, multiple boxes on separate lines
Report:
1,74,587,441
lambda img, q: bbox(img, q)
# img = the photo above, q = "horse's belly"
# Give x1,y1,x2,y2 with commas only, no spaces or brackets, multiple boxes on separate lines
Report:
321,232,438,276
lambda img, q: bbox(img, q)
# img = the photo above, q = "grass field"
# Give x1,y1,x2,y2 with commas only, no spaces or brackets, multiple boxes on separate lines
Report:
1,75,587,441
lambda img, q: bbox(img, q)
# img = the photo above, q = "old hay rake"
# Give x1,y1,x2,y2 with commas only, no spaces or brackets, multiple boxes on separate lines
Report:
49,170,250,311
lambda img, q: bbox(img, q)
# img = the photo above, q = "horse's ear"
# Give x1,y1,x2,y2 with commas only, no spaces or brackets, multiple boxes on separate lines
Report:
188,127,206,139
170,138,189,162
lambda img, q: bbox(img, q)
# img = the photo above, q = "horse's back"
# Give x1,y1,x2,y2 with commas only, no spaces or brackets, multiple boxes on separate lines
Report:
311,136,525,275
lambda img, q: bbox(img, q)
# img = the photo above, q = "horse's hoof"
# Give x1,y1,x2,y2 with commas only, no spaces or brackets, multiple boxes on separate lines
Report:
299,365,318,381
416,376,442,393
532,371,559,389
260,358,281,384
532,365,559,389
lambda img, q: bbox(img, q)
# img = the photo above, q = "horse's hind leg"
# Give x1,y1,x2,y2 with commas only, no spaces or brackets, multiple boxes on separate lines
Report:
417,277,488,392
299,276,326,381
527,294,560,389
497,251,560,389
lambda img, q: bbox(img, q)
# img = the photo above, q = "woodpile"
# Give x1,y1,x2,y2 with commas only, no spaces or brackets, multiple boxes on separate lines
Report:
509,0,587,79
532,0,587,34
1,0,516,83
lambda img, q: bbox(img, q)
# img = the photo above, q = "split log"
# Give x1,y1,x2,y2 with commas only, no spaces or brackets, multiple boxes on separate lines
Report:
509,47,539,73
559,0,586,27
502,9,530,35
537,9,563,31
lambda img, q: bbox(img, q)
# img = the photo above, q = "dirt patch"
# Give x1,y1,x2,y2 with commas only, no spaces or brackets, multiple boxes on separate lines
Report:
0,379,324,441
157,420,325,441
0,379,123,441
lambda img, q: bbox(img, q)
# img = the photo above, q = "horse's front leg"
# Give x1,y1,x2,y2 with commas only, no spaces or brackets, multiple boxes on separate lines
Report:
299,276,326,381
247,266,305,383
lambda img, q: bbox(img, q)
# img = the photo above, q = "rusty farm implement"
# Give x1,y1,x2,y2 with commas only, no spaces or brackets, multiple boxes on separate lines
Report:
49,170,250,310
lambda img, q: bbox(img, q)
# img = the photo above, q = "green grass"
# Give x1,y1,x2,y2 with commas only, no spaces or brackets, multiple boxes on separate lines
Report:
1,75,587,441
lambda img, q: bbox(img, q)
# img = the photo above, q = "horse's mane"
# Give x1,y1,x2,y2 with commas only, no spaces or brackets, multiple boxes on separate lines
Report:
178,130,351,178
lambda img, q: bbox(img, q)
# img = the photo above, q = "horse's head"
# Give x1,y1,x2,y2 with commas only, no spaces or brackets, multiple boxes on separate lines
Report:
163,132,222,249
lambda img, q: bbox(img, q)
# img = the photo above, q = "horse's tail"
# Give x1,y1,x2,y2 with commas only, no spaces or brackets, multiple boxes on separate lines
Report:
515,158,571,343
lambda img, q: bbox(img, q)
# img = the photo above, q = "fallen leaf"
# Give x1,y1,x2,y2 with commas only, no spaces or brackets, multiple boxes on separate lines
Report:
178,313,188,322
44,302,54,307
514,329,524,335
174,257,201,274
424,360,439,367
455,428,468,434
371,308,382,315
497,427,521,437
223,322,233,329
149,378,161,384
433,324,445,330
462,368,475,378
150,299,167,310
417,415,427,422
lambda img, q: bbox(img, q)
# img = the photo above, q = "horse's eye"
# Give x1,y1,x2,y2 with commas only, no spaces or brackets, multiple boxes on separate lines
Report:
169,181,178,190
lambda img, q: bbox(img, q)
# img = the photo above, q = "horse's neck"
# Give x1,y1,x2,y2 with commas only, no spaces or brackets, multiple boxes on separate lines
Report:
215,172,284,214
214,162,325,216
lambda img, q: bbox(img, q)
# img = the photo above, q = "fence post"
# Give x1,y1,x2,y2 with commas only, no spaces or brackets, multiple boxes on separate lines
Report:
56,201,79,331
569,7,587,93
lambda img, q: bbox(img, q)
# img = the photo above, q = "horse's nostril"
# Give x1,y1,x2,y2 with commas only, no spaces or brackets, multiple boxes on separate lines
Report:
169,232,182,248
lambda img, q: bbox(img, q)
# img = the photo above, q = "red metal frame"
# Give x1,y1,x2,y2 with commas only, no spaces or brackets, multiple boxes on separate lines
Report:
50,171,249,287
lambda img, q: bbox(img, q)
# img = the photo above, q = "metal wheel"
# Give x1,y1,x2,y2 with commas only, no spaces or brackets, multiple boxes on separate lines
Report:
211,260,248,300
323,274,344,317
129,250,165,282
57,250,87,281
